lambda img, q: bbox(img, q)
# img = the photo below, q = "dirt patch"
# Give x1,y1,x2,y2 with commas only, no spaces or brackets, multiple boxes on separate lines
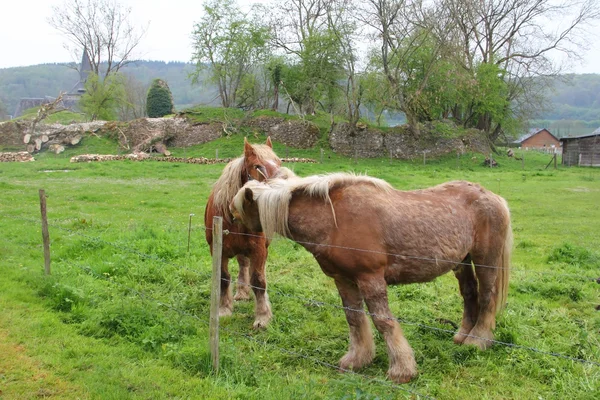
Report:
0,328,87,399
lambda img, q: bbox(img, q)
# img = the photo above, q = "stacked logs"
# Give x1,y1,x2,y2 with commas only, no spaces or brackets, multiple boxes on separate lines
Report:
0,152,36,162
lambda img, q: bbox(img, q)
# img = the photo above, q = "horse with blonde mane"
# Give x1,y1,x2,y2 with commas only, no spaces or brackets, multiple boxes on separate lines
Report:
230,173,512,383
204,137,282,328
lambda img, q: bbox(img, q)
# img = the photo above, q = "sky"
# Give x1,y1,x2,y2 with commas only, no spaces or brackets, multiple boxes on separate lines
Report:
1,0,600,74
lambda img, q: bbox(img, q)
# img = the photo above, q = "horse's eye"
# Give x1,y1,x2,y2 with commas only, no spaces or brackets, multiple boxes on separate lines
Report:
254,165,261,169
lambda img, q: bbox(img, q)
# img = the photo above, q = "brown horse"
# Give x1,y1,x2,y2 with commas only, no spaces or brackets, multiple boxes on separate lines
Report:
230,173,512,383
204,137,281,328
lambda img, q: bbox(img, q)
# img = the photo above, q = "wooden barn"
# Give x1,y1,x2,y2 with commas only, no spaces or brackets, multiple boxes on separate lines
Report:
515,128,561,151
560,129,600,167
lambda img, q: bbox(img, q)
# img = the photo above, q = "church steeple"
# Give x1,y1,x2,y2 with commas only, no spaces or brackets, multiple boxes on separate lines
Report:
70,48,92,94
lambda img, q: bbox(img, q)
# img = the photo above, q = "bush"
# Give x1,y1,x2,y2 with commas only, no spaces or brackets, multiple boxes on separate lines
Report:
146,78,174,118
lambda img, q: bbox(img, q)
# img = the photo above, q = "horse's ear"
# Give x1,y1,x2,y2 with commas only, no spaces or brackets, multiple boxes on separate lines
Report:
244,187,254,203
244,137,255,157
265,136,273,148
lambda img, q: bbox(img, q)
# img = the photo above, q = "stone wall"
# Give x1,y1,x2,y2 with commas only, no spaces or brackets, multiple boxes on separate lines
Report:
330,122,490,159
248,116,320,148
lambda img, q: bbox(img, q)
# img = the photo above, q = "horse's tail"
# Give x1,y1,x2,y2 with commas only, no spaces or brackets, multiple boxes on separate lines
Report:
495,202,513,314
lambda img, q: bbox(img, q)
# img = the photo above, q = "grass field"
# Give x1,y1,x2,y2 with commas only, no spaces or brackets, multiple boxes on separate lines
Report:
1,135,599,399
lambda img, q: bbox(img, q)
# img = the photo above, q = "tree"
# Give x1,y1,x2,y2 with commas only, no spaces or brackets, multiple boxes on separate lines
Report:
146,79,174,118
191,0,271,108
0,99,8,120
80,73,125,121
118,74,148,121
49,0,147,79
445,0,600,139
358,0,454,135
269,0,346,115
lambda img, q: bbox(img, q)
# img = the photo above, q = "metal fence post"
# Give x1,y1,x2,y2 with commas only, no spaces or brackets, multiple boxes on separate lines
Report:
209,216,223,373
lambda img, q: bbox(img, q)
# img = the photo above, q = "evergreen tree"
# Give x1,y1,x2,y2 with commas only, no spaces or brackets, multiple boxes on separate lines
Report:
146,79,174,118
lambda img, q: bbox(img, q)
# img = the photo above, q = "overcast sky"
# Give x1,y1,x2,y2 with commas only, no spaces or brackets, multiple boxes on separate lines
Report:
1,0,599,74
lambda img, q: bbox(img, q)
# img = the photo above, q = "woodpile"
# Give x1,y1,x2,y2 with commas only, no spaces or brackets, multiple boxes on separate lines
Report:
0,152,35,162
23,122,102,154
70,154,318,164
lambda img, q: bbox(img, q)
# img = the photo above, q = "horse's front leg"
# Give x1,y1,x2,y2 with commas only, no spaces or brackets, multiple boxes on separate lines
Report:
357,274,417,384
248,249,272,329
334,277,375,370
234,255,251,301
219,257,234,317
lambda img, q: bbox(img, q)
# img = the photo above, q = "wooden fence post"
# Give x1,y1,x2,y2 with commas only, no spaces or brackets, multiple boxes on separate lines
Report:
187,213,195,252
216,149,219,160
320,148,324,164
209,216,223,374
39,189,51,275
423,151,426,165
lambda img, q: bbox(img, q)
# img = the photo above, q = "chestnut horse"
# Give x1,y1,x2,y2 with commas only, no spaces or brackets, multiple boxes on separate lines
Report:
230,173,512,383
204,137,281,328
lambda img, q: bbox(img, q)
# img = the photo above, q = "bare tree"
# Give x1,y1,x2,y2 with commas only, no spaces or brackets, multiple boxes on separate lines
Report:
118,74,148,121
446,0,600,139
49,0,147,78
358,0,454,134
192,0,271,108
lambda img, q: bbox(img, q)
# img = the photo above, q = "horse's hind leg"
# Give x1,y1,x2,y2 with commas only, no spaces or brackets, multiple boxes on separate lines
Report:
453,255,478,344
219,257,233,317
334,278,375,370
248,250,272,329
234,255,251,301
357,275,417,384
463,253,501,350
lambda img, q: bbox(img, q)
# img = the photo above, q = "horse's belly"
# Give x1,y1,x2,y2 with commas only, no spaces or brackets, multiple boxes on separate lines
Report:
384,258,458,284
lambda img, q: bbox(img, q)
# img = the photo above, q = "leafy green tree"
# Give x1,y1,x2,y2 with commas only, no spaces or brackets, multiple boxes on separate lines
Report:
270,0,345,116
191,0,271,108
80,73,125,121
146,79,174,118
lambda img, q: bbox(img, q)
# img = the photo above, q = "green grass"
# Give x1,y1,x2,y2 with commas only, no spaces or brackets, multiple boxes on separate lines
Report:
14,107,87,124
1,134,599,399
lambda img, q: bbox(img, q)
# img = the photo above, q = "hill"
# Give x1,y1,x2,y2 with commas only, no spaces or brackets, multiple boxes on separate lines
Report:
1,62,599,130
0,61,216,117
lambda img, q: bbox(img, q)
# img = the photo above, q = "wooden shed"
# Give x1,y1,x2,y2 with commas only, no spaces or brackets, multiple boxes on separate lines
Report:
515,128,561,150
560,130,600,167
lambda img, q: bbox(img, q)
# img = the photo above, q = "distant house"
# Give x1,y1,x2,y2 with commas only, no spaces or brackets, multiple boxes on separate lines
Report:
514,128,561,150
13,49,92,117
560,129,600,167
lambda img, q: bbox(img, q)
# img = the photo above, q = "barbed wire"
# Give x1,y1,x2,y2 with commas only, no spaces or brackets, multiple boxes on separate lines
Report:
205,226,600,283
1,214,213,281
218,277,600,368
5,214,598,283
69,260,433,399
4,214,599,367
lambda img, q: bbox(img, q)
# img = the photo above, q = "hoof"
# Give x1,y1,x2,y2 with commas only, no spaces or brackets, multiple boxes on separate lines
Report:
234,291,251,301
462,330,493,350
453,329,470,345
252,314,271,329
387,366,417,384
218,307,233,317
339,350,374,371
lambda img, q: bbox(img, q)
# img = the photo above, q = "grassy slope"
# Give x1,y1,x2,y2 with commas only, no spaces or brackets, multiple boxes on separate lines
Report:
1,135,599,399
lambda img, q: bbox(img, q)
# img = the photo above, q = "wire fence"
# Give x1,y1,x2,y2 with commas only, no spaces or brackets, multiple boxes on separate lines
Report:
2,211,599,398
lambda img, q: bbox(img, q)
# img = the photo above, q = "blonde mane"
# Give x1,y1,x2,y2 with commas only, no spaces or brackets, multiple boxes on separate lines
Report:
235,173,393,239
211,144,280,219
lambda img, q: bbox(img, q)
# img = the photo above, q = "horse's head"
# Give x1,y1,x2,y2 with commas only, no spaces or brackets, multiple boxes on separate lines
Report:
230,183,263,232
244,137,281,183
